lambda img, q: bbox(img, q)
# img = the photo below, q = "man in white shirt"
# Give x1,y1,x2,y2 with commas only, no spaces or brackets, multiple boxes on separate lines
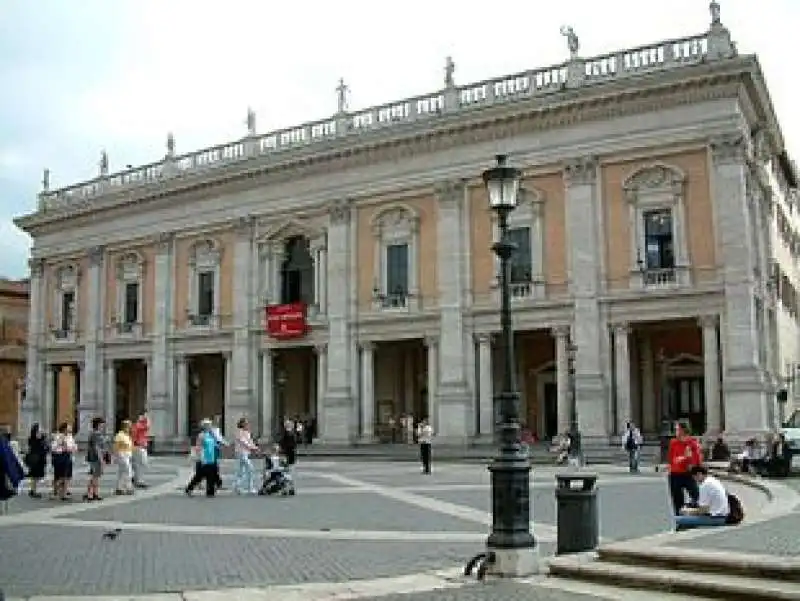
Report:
674,465,730,531
416,419,434,474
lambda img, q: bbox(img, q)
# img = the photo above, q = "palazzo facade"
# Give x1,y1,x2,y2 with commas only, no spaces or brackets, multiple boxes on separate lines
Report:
15,8,800,445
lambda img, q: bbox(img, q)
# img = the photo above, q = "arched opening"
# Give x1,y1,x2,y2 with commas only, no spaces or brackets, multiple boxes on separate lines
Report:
280,236,314,305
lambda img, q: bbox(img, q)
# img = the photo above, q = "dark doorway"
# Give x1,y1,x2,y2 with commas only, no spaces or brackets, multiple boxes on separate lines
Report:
666,375,706,436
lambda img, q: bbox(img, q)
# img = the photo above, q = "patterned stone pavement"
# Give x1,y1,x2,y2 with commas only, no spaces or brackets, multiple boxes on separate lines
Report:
0,458,779,600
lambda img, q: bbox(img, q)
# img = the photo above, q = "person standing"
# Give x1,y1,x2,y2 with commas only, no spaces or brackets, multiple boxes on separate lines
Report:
233,417,258,495
279,420,298,475
130,413,151,488
24,423,48,499
416,419,434,474
209,415,227,489
84,417,107,501
185,421,220,497
667,420,703,515
623,421,643,473
113,420,135,496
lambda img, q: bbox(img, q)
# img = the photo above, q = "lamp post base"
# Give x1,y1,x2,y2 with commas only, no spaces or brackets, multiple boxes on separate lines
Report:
487,547,540,577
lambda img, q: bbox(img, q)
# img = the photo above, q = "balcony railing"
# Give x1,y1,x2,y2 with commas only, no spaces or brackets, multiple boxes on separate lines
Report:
34,29,717,212
643,268,677,287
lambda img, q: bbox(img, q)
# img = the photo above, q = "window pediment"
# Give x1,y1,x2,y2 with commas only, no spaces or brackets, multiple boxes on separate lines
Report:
56,263,79,290
260,218,321,244
371,204,419,239
623,163,686,203
116,251,144,281
189,238,221,268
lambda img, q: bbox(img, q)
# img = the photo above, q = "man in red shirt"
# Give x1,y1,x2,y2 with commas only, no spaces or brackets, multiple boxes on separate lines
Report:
667,420,703,515
130,413,151,489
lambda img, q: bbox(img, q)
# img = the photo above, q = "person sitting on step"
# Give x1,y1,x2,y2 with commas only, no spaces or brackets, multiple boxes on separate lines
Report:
674,465,740,531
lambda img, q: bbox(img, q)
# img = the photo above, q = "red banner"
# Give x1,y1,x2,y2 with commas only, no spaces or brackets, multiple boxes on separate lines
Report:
265,302,308,339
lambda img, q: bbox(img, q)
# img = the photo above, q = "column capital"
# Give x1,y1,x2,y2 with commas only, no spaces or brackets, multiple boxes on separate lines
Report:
474,332,493,345
328,199,351,225
611,322,631,336
104,359,116,370
87,245,105,266
175,353,187,365
222,350,232,360
710,133,751,165
433,180,465,207
156,232,175,253
562,156,598,187
313,343,327,355
28,258,44,277
261,348,274,359
551,325,571,339
360,340,375,352
698,314,720,329
423,336,438,349
235,214,256,237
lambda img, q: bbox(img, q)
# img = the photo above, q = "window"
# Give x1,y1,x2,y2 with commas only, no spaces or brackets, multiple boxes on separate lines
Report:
624,163,689,289
124,282,139,326
197,271,214,321
643,209,675,270
280,236,314,305
61,291,75,333
371,205,419,311
507,227,532,284
385,243,409,307
188,239,221,328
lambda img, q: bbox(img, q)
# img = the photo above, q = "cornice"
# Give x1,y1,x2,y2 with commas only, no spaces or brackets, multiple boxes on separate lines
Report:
21,60,759,236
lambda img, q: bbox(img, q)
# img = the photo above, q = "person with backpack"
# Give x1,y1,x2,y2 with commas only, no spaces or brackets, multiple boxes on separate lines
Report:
623,421,643,473
674,464,743,531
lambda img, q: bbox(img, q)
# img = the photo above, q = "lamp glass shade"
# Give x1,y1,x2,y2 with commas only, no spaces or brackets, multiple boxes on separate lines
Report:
483,155,521,210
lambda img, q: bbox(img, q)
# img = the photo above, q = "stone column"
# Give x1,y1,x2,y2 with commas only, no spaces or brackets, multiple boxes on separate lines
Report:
260,350,274,440
22,259,45,434
711,134,767,434
434,181,471,440
563,157,607,437
640,336,656,434
223,351,234,437
613,323,632,435
310,238,328,315
144,357,152,408
476,334,493,438
175,355,188,438
44,364,55,432
552,326,571,436
700,315,722,434
424,337,438,429
81,246,104,423
322,201,355,442
230,217,255,423
314,344,327,431
104,360,116,431
360,342,375,441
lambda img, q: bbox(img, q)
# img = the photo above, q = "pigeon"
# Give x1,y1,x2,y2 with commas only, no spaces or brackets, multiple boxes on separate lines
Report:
102,528,122,540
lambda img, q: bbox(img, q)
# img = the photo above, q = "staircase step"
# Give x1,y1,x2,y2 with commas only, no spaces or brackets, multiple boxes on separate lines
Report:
548,556,800,601
599,544,800,582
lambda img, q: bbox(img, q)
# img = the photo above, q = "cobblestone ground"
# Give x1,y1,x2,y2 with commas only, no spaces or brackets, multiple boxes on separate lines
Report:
0,459,725,598
365,582,601,601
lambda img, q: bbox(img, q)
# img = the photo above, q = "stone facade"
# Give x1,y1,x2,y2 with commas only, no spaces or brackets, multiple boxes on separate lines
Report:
15,10,800,444
0,279,28,434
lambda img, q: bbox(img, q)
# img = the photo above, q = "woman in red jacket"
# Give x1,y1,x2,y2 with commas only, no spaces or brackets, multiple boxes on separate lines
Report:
667,421,703,515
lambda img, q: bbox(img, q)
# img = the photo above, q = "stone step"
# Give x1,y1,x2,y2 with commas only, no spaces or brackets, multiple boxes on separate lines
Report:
547,555,800,601
598,544,800,583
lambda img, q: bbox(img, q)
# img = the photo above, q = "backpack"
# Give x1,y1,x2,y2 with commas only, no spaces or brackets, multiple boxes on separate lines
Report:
725,492,744,525
625,431,636,451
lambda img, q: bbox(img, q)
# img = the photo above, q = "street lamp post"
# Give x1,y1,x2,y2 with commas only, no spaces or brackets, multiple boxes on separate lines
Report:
465,155,537,579
567,337,583,465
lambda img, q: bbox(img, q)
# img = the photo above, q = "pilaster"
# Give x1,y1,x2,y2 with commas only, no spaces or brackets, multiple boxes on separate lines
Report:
175,355,188,438
23,258,45,434
699,315,722,435
82,246,104,420
321,200,354,443
475,333,494,438
434,180,472,441
360,341,375,442
711,134,767,434
563,156,607,437
551,326,571,436
424,337,439,430
150,233,174,433
259,349,274,440
612,322,632,436
104,359,116,431
231,217,256,422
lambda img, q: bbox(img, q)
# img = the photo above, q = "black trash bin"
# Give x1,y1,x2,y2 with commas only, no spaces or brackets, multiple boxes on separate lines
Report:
555,473,599,555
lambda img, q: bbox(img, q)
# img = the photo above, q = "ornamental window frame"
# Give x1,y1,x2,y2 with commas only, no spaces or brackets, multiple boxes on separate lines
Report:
53,262,79,342
187,238,221,328
623,163,690,289
115,251,144,337
490,187,545,300
371,204,420,312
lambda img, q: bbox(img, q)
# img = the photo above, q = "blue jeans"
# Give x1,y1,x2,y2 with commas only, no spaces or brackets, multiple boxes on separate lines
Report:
674,514,727,530
234,454,255,493
628,448,640,472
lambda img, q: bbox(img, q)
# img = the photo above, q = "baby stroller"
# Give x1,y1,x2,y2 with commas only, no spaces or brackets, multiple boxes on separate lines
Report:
258,457,295,496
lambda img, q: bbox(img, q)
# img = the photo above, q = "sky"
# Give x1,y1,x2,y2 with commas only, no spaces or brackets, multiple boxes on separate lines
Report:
0,0,797,280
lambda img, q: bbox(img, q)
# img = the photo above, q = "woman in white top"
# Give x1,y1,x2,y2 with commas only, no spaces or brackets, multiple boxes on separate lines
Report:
233,417,259,495
51,422,78,501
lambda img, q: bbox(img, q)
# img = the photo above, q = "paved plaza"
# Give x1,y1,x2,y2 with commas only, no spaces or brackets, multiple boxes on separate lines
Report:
0,457,793,600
